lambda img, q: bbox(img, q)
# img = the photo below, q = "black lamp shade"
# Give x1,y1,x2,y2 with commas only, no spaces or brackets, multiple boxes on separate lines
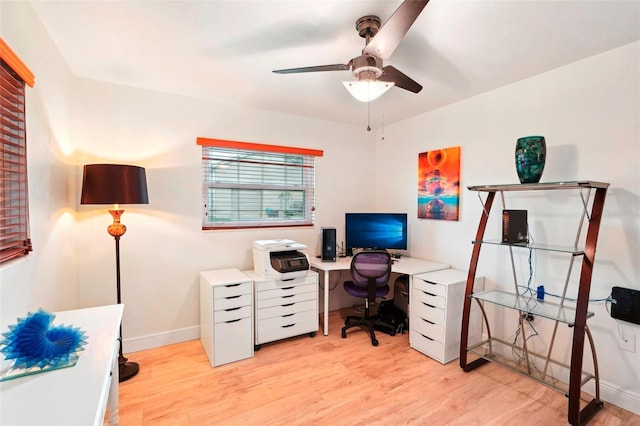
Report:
81,164,149,205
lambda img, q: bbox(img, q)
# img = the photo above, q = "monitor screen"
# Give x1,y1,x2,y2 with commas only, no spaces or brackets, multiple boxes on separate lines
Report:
345,213,408,256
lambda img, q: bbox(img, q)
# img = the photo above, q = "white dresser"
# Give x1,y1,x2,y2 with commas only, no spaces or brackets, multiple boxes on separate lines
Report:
200,268,254,367
244,270,318,350
410,268,484,364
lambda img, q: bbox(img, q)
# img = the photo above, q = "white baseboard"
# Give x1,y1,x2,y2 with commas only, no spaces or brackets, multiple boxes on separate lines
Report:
123,325,200,354
584,379,640,416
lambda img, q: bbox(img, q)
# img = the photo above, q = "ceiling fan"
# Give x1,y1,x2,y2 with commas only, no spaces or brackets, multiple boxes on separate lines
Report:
273,0,429,103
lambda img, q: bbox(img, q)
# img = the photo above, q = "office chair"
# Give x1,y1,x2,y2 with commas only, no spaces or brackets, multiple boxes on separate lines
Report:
341,250,395,346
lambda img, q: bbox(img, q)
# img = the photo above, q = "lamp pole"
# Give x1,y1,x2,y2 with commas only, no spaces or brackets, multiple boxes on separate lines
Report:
108,208,139,382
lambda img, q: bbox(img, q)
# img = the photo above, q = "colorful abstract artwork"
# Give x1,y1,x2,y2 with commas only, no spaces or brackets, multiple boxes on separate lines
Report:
418,146,461,221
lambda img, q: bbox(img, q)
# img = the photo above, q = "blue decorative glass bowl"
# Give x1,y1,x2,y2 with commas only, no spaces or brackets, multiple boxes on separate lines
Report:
0,309,88,381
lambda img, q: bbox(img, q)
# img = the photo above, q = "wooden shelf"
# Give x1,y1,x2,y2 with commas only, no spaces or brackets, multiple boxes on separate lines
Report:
459,180,608,425
468,181,610,192
467,337,595,395
473,239,585,255
471,289,594,326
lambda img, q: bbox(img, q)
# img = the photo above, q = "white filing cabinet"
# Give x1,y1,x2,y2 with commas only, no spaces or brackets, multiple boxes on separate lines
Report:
244,270,319,350
410,268,484,364
200,268,254,367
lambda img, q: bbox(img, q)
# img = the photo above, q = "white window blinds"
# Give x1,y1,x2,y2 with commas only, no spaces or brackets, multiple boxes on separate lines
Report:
198,138,322,230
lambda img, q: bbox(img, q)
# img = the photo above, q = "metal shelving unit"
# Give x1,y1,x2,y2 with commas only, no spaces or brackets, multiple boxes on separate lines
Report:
459,181,609,425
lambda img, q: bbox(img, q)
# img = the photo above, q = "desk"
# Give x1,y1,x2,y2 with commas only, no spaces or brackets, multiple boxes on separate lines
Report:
0,304,123,426
309,256,449,335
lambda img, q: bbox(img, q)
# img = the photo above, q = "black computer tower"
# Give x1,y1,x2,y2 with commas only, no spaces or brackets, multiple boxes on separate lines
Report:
321,227,337,261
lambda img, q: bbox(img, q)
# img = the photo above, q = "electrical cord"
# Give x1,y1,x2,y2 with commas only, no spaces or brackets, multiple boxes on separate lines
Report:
603,292,631,344
510,316,542,372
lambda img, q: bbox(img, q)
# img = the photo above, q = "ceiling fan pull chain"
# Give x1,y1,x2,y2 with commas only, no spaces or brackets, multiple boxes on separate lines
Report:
381,97,385,141
367,96,372,131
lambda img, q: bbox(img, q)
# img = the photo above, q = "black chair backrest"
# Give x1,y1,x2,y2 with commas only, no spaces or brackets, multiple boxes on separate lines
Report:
350,250,392,302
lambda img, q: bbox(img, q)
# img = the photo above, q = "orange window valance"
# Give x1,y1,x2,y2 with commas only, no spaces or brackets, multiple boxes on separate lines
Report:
197,137,323,157
0,38,34,87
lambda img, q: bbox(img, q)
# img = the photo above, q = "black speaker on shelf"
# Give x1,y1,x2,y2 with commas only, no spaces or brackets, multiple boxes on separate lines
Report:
502,209,528,244
321,227,337,261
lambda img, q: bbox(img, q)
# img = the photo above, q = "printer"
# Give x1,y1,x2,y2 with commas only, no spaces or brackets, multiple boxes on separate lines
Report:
252,239,310,280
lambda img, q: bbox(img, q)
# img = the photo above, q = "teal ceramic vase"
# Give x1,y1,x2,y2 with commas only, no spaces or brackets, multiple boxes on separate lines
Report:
515,136,546,184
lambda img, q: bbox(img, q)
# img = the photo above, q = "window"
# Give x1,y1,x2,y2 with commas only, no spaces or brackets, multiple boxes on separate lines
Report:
198,138,323,230
0,38,34,264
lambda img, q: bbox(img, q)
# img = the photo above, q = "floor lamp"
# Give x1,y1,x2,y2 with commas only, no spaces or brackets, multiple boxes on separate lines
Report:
80,163,149,382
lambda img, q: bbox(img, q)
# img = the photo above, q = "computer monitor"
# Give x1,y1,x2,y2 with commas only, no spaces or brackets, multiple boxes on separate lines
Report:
344,213,408,256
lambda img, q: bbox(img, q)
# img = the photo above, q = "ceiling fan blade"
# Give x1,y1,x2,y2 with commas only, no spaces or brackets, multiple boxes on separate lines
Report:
273,64,350,74
380,66,422,93
363,0,429,59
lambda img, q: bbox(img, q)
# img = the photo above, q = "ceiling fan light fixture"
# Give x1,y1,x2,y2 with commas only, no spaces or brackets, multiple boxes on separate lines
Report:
342,79,394,102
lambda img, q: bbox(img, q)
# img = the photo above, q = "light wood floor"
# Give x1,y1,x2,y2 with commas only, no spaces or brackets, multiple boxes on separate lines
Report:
114,309,639,426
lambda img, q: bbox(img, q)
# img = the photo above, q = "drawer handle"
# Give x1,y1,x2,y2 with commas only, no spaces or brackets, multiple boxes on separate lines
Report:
420,333,434,341
282,303,295,307
424,292,436,297
421,318,435,325
282,294,295,299
225,295,241,300
281,286,295,290
225,307,241,312
225,283,241,287
421,302,435,308
281,323,295,328
282,313,295,318
225,318,242,324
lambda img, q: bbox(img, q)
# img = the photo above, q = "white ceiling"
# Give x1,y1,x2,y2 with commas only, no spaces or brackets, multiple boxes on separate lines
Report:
30,0,640,127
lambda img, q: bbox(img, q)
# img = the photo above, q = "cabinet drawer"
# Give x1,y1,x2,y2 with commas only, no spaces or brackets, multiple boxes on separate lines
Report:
413,289,445,309
213,316,252,366
411,331,444,361
412,315,444,342
214,293,252,311
257,283,316,300
257,318,317,344
414,278,446,297
413,301,445,325
255,273,317,291
257,290,316,309
214,281,252,298
257,299,317,320
214,305,252,324
258,310,316,328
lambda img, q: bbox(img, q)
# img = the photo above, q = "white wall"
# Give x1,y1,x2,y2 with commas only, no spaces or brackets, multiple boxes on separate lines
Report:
0,1,77,325
1,1,376,347
71,77,376,348
2,0,639,415
376,42,640,413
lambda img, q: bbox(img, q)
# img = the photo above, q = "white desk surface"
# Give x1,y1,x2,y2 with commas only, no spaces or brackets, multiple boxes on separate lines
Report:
0,304,123,426
309,255,450,336
309,255,449,276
